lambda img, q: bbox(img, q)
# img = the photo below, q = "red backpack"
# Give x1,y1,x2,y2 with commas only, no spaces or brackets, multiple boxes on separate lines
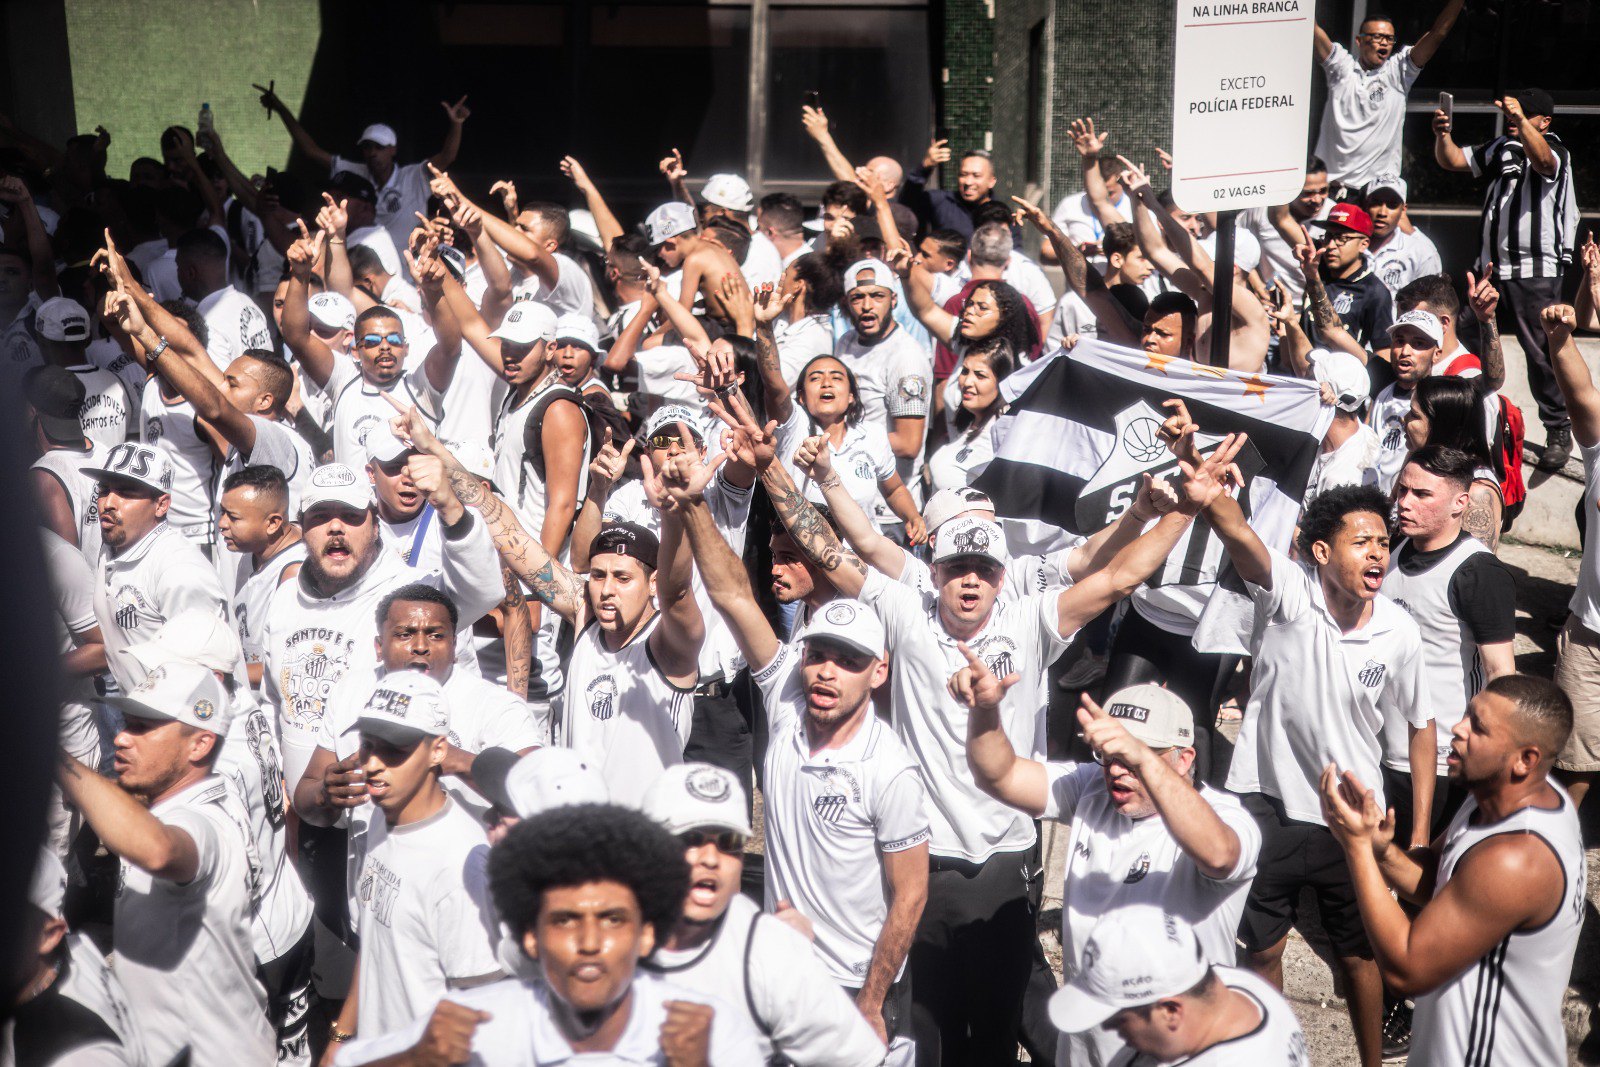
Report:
1439,353,1525,528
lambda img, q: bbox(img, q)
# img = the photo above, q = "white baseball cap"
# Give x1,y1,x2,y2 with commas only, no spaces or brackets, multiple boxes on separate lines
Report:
923,486,995,533
28,849,67,920
568,208,603,250
453,440,496,482
1310,349,1371,413
642,404,705,444
645,202,697,246
1100,684,1195,750
365,426,414,466
35,296,91,343
932,515,1009,567
643,762,753,837
1389,308,1444,348
844,258,897,293
348,671,450,747
474,746,608,819
309,291,357,333
490,301,558,345
358,123,398,148
110,661,231,735
127,609,242,674
795,598,886,660
1049,907,1210,1033
299,463,375,516
81,443,175,495
701,173,753,213
554,313,601,352
1368,173,1407,201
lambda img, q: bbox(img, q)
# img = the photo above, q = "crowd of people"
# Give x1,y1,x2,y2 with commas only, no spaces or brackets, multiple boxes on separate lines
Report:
2,2,1595,1063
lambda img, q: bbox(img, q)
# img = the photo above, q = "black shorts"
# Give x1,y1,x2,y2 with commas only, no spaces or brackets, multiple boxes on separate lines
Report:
1236,793,1372,959
1381,766,1468,848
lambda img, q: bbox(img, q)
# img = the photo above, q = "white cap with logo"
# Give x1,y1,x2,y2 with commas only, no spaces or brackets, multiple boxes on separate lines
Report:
1049,907,1210,1033
1388,308,1444,348
128,608,243,674
643,762,754,837
1368,173,1407,201
300,463,375,515
932,515,1010,567
348,671,450,747
81,442,175,495
796,599,887,660
490,301,558,345
1100,683,1195,749
35,296,91,343
554,313,601,352
110,661,232,735
1310,349,1371,414
922,486,995,533
358,123,398,148
309,291,358,333
701,174,754,213
645,202,698,246
642,404,706,443
843,258,897,293
500,747,608,819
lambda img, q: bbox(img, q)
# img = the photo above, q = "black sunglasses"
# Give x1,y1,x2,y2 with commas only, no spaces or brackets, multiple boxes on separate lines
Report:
358,332,405,349
678,829,747,855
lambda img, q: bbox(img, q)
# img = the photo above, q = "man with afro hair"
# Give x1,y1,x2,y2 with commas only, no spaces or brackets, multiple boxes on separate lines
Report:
1170,405,1432,1067
330,804,762,1065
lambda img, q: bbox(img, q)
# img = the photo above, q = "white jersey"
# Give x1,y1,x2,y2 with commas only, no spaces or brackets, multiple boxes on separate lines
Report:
833,326,932,443
774,406,895,533
217,690,314,965
860,568,1071,860
435,353,507,457
113,776,274,1066
351,797,503,1036
195,285,273,371
139,379,218,546
1048,290,1098,351
509,254,594,318
560,615,695,809
753,638,930,987
42,530,102,774
1113,966,1309,1066
325,356,442,468
233,542,307,671
332,971,764,1066
219,415,315,518
1045,765,1260,1067
742,232,785,290
67,363,129,448
643,893,887,1067
1369,226,1443,299
926,422,997,498
774,314,835,386
93,523,229,693
1410,789,1586,1067
1381,535,1492,773
33,441,107,562
331,157,434,262
1366,382,1412,494
1314,44,1422,187
1305,423,1382,507
1226,550,1431,825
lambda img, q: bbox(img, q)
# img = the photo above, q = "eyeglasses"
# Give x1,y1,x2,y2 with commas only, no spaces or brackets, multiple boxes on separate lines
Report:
1323,231,1366,247
649,433,686,450
1358,32,1396,43
357,332,405,349
679,829,747,855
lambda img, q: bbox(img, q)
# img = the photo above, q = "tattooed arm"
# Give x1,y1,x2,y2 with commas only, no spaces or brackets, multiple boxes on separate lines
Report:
498,566,532,699
1462,481,1503,552
761,451,869,598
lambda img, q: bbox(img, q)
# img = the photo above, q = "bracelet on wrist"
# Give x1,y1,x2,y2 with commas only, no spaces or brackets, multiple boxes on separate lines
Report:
329,1024,355,1043
327,238,345,246
148,338,169,362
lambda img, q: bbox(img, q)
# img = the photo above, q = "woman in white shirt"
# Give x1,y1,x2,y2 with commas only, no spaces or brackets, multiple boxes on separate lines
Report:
769,253,841,386
925,339,1014,497
754,338,926,542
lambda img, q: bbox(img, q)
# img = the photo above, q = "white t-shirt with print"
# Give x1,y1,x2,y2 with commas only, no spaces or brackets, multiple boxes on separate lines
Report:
195,285,273,372
510,254,594,318
1314,44,1423,187
775,406,896,532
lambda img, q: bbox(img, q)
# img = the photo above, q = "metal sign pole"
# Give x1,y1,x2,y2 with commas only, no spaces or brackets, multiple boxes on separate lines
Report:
1209,210,1238,368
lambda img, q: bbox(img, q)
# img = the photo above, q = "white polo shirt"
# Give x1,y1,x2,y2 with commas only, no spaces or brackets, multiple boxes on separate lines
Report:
331,158,434,261
1314,44,1422,187
113,776,275,1066
1367,381,1413,493
1226,550,1431,825
774,406,896,533
1370,225,1443,298
753,639,930,986
351,797,502,1035
860,567,1072,860
1305,423,1382,507
510,254,594,318
93,522,230,693
774,314,835,387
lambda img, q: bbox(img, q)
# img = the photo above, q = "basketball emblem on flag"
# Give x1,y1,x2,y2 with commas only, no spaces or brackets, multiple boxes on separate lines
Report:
1122,417,1166,463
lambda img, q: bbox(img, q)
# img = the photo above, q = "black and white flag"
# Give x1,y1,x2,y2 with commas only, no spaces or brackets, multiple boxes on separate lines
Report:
975,340,1331,618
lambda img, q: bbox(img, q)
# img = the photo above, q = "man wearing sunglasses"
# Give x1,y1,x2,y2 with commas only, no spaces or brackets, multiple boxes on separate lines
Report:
1301,202,1395,358
282,227,464,467
1312,0,1466,188
641,762,889,1066
962,670,1260,1067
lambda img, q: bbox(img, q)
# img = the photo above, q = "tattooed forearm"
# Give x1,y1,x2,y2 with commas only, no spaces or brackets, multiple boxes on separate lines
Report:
768,483,865,575
1480,316,1504,387
499,567,532,699
1305,270,1341,335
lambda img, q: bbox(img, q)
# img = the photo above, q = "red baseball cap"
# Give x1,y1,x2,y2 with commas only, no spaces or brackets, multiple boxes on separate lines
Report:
1312,202,1374,238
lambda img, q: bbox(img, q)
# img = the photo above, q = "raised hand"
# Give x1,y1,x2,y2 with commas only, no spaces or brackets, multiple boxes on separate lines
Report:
441,95,471,124
659,434,729,508
1541,303,1577,341
1116,155,1151,196
675,337,744,397
1466,266,1499,324
1495,96,1526,125
426,163,463,213
1582,234,1600,276
316,192,348,238
101,289,148,339
659,1001,714,1067
853,165,887,204
588,428,636,489
752,283,793,327
1431,108,1452,138
1319,764,1393,854
707,399,778,474
490,178,519,218
252,81,283,113
284,222,327,282
558,156,594,193
1076,691,1158,769
0,176,29,204
922,137,951,170
1154,146,1174,171
719,272,757,335
1158,398,1202,461
91,229,135,292
659,148,687,183
801,105,830,142
1294,240,1327,276
1009,195,1052,233
383,392,447,458
320,752,368,809
948,642,1021,714
1069,117,1107,158
1177,432,1249,514
452,199,485,239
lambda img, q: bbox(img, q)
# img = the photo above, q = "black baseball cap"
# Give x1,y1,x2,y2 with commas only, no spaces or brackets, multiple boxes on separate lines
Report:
328,171,378,204
589,521,659,571
1510,88,1555,119
24,366,85,445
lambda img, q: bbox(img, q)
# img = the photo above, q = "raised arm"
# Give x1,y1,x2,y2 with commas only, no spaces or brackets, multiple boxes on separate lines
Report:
456,200,514,322
750,292,796,424
1162,405,1272,586
1432,108,1471,173
1012,195,1143,347
315,193,355,299
670,468,781,671
900,257,959,342
255,82,334,170
650,463,709,679
1313,21,1334,63
429,96,470,172
0,177,58,300
602,291,658,375
1542,305,1600,449
659,149,695,210
795,435,908,579
437,267,501,377
1466,268,1505,391
559,156,625,249
1410,0,1466,68
412,247,465,394
1071,119,1126,229
430,166,559,291
1501,97,1557,177
167,128,226,228
57,751,200,883
194,127,261,215
955,644,1048,816
801,106,859,184
280,227,337,388
645,266,712,349
762,441,868,599
1577,237,1600,333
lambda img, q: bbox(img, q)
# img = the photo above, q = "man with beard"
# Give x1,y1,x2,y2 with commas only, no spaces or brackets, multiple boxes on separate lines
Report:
1368,309,1445,492
281,227,464,466
83,441,229,691
640,763,888,1066
385,403,703,808
329,805,760,1065
833,261,931,492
